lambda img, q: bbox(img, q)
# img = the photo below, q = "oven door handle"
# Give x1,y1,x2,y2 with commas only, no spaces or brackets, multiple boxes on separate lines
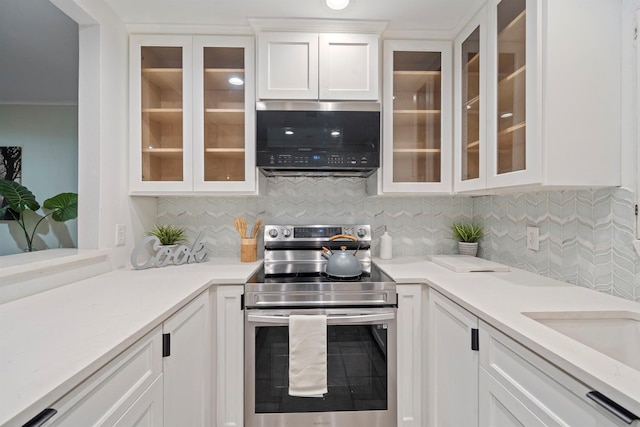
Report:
247,312,395,325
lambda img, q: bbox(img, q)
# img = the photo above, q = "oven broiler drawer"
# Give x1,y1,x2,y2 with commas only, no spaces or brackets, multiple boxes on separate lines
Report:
244,289,397,309
246,309,396,325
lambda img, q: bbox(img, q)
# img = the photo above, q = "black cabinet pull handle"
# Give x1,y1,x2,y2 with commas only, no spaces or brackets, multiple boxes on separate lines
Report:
586,391,640,425
22,408,57,427
471,328,479,351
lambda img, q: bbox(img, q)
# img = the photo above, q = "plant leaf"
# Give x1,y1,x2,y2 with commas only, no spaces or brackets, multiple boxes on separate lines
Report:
0,180,39,213
43,192,78,222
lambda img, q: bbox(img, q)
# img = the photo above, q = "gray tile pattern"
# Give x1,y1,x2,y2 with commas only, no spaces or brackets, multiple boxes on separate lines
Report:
158,180,640,303
474,187,639,302
157,177,473,259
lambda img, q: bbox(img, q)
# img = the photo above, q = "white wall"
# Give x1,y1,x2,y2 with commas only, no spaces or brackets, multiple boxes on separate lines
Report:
51,0,157,269
0,105,78,255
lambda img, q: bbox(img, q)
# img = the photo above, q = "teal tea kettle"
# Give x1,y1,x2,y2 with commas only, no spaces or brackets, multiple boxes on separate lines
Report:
322,234,362,278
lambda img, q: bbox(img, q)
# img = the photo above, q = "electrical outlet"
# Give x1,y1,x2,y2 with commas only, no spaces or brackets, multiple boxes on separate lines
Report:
526,226,539,251
116,224,126,246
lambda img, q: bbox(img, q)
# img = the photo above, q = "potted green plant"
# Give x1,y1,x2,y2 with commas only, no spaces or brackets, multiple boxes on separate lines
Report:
451,222,483,256
0,180,78,252
147,224,188,246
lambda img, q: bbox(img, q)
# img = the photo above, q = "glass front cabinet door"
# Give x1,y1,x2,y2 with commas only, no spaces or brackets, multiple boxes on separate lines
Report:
130,36,193,192
487,0,538,188
454,7,487,192
193,37,255,192
382,40,452,193
130,35,256,194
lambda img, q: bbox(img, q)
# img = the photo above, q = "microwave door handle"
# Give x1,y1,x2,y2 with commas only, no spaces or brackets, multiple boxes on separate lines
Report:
247,312,395,324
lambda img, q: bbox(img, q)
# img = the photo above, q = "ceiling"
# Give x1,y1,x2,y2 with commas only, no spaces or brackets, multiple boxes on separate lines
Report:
0,0,483,103
105,0,483,34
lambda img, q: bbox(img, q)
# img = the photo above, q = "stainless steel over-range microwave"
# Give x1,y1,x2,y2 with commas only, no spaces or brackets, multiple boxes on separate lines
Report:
256,101,381,178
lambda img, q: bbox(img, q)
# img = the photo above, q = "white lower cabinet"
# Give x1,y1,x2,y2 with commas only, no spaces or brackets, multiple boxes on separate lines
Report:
38,291,211,427
428,289,479,427
479,321,631,427
47,327,164,427
396,284,427,426
112,376,164,427
213,285,244,427
163,291,211,427
428,291,636,427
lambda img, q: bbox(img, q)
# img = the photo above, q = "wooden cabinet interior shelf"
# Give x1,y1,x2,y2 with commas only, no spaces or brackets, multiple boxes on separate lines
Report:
393,148,441,153
204,109,244,124
204,68,244,87
142,68,182,89
500,10,525,44
143,109,183,122
393,71,441,92
393,110,441,127
142,148,183,154
205,148,245,153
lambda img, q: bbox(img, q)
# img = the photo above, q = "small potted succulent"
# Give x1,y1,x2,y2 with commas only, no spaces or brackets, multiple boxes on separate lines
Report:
451,222,483,256
147,224,188,246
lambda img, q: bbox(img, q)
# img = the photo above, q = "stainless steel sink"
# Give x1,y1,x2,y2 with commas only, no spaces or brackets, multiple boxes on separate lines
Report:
522,311,640,371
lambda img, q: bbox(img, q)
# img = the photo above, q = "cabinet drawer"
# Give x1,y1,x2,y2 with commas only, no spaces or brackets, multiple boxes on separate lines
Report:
47,327,162,426
480,321,629,427
112,375,163,427
479,367,546,427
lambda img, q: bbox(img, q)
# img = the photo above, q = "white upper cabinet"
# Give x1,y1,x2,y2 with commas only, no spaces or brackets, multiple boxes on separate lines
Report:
130,35,193,193
192,36,256,192
130,35,257,195
257,32,379,101
455,0,621,193
454,7,487,192
257,32,319,99
380,40,452,193
318,33,379,100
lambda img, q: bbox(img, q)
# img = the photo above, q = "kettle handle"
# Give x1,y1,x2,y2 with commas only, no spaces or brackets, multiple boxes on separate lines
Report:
329,234,358,242
328,234,359,255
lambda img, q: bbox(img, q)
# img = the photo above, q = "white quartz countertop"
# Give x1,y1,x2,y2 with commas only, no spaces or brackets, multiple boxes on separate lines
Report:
0,258,261,427
3,255,640,426
375,256,640,418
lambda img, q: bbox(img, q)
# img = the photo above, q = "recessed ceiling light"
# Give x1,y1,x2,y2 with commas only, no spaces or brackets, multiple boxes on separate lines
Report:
285,130,294,135
229,77,244,86
331,130,341,137
326,0,350,11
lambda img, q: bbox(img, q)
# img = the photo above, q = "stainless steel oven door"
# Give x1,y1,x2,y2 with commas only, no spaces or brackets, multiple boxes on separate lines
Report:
245,308,397,427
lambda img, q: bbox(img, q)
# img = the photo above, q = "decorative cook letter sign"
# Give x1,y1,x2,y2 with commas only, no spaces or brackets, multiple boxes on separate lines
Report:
131,233,208,270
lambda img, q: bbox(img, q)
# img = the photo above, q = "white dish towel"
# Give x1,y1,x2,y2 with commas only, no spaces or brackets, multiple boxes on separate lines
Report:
288,314,328,397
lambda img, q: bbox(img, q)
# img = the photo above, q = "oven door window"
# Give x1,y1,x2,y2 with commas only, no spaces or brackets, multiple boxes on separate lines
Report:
254,324,388,413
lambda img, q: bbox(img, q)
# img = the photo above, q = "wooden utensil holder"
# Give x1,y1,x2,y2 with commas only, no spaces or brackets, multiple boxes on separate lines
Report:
240,238,257,262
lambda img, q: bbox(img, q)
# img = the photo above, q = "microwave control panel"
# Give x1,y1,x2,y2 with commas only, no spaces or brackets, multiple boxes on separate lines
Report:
257,152,378,168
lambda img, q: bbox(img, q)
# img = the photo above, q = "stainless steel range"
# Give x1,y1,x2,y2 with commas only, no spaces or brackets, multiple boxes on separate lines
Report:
244,224,397,427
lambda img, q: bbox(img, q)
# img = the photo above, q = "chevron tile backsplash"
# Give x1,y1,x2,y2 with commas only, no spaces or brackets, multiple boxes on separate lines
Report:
158,180,640,303
157,177,474,259
473,187,639,302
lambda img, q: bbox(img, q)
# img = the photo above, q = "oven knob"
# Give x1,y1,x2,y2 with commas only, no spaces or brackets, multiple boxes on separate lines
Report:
268,229,278,238
282,228,292,238
357,227,367,238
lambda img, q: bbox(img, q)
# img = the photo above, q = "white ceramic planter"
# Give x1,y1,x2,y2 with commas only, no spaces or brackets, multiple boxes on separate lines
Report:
458,242,478,256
